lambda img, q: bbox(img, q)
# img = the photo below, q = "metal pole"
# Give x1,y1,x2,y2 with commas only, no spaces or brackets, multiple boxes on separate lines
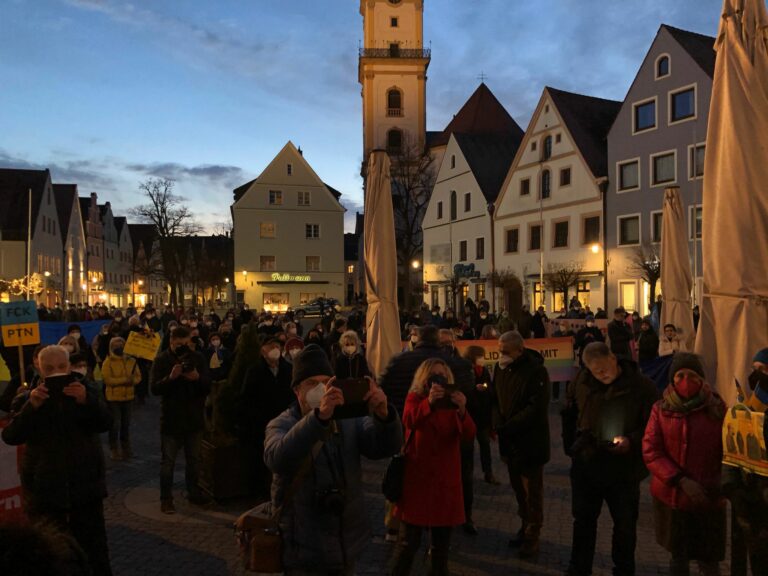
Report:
692,127,699,306
26,188,32,301
539,172,544,311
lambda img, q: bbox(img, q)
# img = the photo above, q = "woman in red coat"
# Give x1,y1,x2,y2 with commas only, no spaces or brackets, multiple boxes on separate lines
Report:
391,358,476,576
642,353,726,576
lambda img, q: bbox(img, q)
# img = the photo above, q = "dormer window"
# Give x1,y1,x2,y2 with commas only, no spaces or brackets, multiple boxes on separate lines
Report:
656,55,670,79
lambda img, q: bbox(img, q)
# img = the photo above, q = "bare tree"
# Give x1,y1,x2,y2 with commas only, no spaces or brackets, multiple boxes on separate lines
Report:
129,178,201,306
388,140,437,310
627,244,661,311
489,267,522,315
543,261,584,309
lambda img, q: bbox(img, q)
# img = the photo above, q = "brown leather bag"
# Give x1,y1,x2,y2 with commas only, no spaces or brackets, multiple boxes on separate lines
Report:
234,446,317,573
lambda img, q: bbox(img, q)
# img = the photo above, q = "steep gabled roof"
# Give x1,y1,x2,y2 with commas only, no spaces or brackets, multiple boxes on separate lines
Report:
443,83,524,138
454,132,522,203
344,232,360,261
0,168,50,241
53,183,78,243
547,87,621,178
78,197,91,228
114,216,127,237
663,24,716,78
323,183,343,200
233,178,256,202
127,223,157,259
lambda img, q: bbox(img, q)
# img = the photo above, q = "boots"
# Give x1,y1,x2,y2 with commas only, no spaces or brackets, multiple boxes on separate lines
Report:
518,526,540,559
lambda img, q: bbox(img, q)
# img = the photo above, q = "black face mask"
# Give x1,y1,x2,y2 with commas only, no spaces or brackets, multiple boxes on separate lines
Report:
174,344,191,357
748,369,768,391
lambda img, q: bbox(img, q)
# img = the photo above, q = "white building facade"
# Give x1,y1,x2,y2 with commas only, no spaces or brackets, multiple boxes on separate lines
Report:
233,142,345,313
495,88,620,313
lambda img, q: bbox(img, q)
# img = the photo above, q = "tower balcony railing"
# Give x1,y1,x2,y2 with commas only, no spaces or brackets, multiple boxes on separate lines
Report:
387,108,403,117
359,47,431,59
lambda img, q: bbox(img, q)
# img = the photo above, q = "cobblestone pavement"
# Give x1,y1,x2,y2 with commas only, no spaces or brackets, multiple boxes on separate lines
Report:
104,397,731,576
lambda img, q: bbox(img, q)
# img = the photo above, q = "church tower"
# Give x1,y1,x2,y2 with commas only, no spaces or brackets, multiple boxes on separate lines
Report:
359,0,430,171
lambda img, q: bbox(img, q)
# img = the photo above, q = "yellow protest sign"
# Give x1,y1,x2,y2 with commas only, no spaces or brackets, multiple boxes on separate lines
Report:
124,331,161,361
0,302,40,347
723,405,768,477
1,323,40,347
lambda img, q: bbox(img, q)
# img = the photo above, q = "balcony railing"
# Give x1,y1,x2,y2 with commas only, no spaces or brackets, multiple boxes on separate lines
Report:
359,47,431,59
387,108,403,117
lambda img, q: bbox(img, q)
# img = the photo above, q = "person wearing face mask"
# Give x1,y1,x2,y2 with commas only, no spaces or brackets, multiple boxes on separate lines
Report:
333,331,371,380
283,337,305,364
263,344,401,575
405,325,420,351
636,320,660,364
439,309,458,330
204,332,232,382
242,336,294,499
642,354,726,576
326,317,348,359
607,307,634,360
0,344,45,413
2,345,113,576
101,337,141,460
57,335,80,357
284,321,302,339
562,342,658,576
150,326,212,513
492,331,550,558
391,358,475,575
721,347,768,576
575,315,605,367
258,314,281,336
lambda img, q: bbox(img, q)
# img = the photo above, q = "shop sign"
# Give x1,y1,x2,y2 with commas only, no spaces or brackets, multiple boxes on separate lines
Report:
271,273,312,282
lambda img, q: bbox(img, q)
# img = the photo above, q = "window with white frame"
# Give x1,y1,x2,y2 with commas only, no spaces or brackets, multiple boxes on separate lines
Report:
560,167,571,187
651,151,676,186
305,224,320,239
464,192,471,212
520,178,530,196
529,223,542,251
689,205,703,239
306,256,321,272
670,86,696,123
437,201,443,219
689,144,705,179
459,240,467,261
651,210,663,243
476,237,485,260
583,215,600,245
505,227,519,253
633,98,657,133
618,214,641,246
298,191,311,206
553,220,569,248
656,55,670,79
260,256,276,271
269,190,283,205
618,159,640,191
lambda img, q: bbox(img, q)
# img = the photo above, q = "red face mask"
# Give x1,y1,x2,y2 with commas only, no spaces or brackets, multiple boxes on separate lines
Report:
674,374,703,399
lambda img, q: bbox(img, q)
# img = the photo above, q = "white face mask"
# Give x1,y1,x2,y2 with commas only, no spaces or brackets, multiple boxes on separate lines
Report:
289,348,302,359
287,329,297,336
343,345,357,356
71,333,81,339
305,383,325,409
267,348,281,361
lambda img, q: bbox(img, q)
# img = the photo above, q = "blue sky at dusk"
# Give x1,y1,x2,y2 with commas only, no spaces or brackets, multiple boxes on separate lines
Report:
1,0,723,232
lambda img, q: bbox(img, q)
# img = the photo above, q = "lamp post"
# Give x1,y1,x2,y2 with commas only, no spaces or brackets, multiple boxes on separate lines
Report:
241,270,247,307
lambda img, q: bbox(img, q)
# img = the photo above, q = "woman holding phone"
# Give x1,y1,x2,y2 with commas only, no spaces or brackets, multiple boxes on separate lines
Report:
391,358,476,576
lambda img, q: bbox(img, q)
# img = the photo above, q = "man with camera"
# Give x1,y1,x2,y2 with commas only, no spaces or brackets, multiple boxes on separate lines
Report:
493,331,550,558
2,344,113,575
263,344,402,575
562,342,658,576
150,325,212,513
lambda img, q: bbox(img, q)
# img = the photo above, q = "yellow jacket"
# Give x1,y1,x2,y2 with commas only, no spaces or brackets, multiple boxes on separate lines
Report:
102,354,141,402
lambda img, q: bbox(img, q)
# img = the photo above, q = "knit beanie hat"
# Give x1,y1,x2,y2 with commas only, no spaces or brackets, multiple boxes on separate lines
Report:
753,347,768,365
291,344,334,388
668,352,706,383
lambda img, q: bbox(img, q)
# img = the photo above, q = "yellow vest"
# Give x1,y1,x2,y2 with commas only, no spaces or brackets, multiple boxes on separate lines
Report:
102,356,140,402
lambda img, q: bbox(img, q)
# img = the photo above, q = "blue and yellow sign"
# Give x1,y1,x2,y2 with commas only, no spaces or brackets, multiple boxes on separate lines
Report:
0,302,41,347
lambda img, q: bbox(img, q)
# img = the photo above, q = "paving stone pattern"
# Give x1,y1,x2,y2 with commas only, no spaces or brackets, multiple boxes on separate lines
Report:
104,399,730,576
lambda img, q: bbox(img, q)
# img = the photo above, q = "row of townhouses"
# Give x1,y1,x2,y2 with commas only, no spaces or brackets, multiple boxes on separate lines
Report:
0,168,233,309
422,24,712,316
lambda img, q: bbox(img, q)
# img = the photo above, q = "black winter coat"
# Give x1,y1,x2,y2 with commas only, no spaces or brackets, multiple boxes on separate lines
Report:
636,330,660,363
334,353,371,380
492,349,551,467
150,349,211,435
607,320,634,359
562,359,658,483
241,357,294,442
1,379,112,511
378,343,475,416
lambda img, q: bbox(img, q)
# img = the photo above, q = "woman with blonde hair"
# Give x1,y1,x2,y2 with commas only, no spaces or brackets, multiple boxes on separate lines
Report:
333,330,371,380
57,335,80,356
392,358,476,576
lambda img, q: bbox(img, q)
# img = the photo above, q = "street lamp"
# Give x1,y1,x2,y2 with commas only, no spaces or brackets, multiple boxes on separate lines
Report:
43,271,51,277
411,260,420,270
591,243,600,254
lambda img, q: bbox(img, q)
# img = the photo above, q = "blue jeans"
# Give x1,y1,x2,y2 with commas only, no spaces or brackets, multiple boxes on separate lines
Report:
160,431,202,501
107,401,131,449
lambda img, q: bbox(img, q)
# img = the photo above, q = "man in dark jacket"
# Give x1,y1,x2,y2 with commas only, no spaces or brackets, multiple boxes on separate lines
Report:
2,344,113,576
493,331,550,558
518,305,534,338
379,325,474,417
575,315,605,366
241,336,294,499
607,307,634,359
562,342,658,576
150,326,211,513
531,307,548,338
264,344,402,574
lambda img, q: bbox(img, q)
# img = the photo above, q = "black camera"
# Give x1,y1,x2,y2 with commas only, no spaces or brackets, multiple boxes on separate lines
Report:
181,359,195,373
315,487,345,516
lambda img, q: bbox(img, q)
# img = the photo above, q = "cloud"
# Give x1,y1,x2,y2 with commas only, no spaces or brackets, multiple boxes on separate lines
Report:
0,149,119,191
340,197,364,234
125,161,247,190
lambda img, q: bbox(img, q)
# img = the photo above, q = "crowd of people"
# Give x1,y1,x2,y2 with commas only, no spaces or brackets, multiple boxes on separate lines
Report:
0,297,766,576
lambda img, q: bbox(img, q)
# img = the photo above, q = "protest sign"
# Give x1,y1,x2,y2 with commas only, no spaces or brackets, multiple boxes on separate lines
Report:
0,301,40,347
454,337,577,381
0,419,25,523
723,406,768,477
124,331,161,361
